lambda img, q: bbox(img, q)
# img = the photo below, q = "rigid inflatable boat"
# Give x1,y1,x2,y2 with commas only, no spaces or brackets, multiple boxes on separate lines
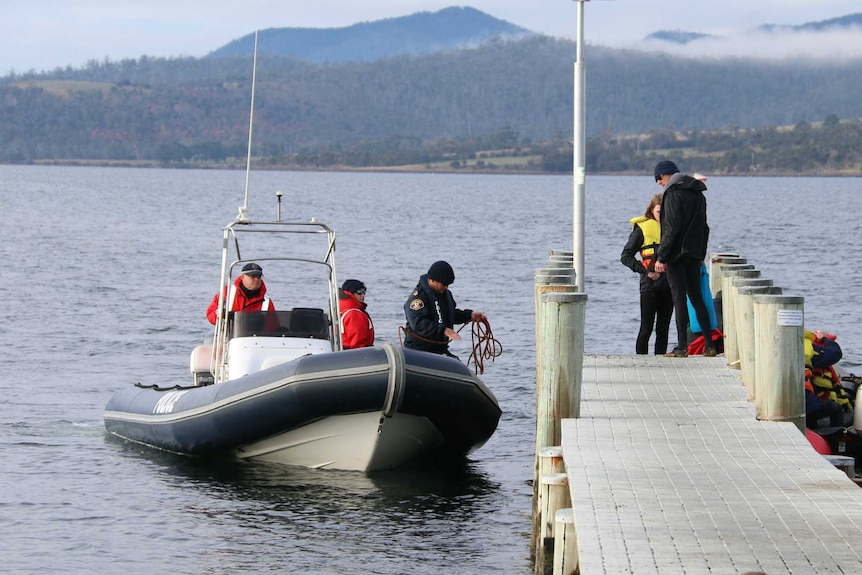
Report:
104,211,500,471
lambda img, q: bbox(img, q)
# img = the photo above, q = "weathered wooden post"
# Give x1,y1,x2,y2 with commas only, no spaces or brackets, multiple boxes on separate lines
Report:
753,294,805,431
533,289,586,573
547,249,574,270
730,277,774,375
715,261,754,298
535,268,584,440
537,291,587,441
553,508,578,575
736,284,782,401
708,253,743,297
533,446,566,574
720,266,760,368
532,259,577,568
540,473,571,543
535,266,577,377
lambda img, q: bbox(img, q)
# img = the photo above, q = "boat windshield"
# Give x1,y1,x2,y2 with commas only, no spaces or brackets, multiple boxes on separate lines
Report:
231,309,329,340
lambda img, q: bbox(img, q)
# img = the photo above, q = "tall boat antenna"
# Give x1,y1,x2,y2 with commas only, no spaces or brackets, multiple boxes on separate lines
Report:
240,30,259,221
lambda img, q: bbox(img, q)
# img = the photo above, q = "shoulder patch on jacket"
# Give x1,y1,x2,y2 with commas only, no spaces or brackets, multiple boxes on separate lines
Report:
409,298,424,311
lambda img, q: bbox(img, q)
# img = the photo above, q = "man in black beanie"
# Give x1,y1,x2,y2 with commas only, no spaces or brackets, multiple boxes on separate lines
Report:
402,260,487,357
652,161,717,357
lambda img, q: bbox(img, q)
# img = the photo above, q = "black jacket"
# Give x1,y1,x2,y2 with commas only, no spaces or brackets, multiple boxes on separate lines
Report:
657,173,709,264
403,274,472,353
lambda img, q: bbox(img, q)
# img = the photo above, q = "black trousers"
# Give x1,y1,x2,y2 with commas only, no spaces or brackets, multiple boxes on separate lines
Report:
665,255,715,353
637,287,674,355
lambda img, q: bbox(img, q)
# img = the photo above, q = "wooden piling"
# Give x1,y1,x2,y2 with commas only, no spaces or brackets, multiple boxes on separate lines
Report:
720,267,761,367
532,446,565,564
535,268,577,375
553,509,578,575
736,284,783,400
533,261,579,570
714,262,754,299
539,445,565,476
730,278,774,374
536,274,586,450
708,253,743,297
533,288,585,573
753,294,805,431
540,472,571,542
536,291,587,448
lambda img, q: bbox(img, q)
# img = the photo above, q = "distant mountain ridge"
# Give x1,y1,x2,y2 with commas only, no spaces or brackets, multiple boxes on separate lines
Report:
647,12,862,46
208,6,531,63
644,31,713,45
759,12,862,33
5,8,862,166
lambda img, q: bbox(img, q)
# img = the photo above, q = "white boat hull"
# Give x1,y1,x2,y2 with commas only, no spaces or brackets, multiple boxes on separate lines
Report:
235,411,444,471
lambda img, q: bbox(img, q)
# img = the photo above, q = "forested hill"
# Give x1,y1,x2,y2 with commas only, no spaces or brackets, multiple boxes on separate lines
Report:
3,35,862,169
208,6,531,63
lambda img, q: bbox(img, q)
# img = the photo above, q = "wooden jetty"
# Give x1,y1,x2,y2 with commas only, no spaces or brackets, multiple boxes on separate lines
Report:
560,354,862,574
532,252,862,574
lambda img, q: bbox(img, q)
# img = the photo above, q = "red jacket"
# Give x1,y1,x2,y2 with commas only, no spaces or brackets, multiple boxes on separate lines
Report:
206,277,274,325
339,291,374,349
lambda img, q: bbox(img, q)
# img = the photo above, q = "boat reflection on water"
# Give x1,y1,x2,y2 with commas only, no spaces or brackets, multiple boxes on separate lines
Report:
108,433,501,518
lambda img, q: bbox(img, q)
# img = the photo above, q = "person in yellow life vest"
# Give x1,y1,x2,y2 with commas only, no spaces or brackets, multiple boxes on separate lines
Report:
804,329,852,428
621,193,674,354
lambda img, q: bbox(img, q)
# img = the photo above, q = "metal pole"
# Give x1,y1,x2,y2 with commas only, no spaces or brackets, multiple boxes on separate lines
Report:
572,0,586,292
242,31,259,217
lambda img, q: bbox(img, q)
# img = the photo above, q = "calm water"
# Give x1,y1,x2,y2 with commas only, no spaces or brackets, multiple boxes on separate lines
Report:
1,166,860,574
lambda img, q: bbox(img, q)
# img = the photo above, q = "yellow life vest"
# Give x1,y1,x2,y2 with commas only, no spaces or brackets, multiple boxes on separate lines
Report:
806,366,853,412
630,216,661,269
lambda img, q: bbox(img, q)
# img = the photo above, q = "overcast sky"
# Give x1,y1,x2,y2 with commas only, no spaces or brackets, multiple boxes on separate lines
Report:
2,0,861,73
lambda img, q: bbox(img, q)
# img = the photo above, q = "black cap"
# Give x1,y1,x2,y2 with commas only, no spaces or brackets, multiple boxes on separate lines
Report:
427,260,455,285
341,279,366,293
654,160,680,182
241,262,263,277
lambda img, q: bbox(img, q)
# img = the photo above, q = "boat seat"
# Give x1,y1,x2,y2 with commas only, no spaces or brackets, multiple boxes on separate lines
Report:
229,310,328,339
190,344,215,386
289,307,329,339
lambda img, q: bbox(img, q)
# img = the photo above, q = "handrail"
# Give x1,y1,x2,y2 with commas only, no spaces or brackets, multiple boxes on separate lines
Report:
210,217,341,383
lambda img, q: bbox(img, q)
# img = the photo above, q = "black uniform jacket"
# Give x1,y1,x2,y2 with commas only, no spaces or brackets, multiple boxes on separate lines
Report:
403,274,472,353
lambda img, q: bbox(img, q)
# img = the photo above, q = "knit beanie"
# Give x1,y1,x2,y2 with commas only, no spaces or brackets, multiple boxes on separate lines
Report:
341,279,366,293
654,160,680,181
427,261,455,285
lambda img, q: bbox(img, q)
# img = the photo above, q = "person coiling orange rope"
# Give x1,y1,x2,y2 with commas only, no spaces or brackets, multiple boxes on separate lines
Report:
457,317,502,375
397,319,502,375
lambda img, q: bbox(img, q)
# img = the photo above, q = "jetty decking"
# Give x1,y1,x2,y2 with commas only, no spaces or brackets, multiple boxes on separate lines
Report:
560,354,862,574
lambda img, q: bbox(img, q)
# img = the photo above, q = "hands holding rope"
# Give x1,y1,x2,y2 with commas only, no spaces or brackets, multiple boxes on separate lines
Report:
445,311,486,342
399,311,503,376
456,313,503,375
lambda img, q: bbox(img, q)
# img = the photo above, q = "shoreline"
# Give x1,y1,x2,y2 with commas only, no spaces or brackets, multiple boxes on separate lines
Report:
4,158,861,177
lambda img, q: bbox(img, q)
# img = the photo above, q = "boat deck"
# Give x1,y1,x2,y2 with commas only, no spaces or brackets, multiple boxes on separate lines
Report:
560,354,862,574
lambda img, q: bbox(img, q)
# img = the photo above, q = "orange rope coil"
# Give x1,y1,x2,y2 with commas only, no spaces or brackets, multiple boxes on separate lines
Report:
397,319,503,375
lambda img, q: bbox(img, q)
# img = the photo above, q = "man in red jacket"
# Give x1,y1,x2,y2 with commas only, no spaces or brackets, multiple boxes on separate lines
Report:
338,279,375,349
206,262,275,325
